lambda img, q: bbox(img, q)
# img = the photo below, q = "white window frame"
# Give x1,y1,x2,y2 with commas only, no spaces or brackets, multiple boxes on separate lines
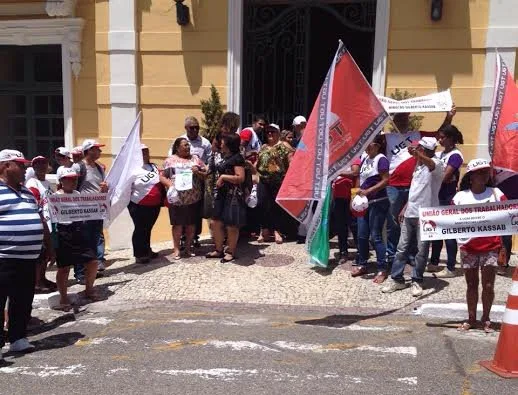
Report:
227,0,390,114
0,18,84,149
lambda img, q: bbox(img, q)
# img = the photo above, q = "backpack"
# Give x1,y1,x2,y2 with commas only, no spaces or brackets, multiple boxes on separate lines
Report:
77,161,105,191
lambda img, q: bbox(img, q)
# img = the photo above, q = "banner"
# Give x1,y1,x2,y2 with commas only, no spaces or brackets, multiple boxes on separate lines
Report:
105,112,143,226
419,200,518,241
377,90,453,113
49,193,109,223
308,187,332,267
276,40,390,267
488,54,518,174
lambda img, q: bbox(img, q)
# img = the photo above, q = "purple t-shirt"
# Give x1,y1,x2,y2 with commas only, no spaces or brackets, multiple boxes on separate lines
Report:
360,154,389,200
497,174,518,200
438,151,463,201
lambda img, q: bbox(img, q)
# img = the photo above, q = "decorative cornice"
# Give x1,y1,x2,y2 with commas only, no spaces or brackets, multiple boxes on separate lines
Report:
46,0,77,17
0,18,84,78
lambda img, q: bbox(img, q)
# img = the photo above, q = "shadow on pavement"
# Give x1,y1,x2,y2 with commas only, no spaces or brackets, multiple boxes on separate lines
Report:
294,307,405,329
103,256,173,276
4,332,85,358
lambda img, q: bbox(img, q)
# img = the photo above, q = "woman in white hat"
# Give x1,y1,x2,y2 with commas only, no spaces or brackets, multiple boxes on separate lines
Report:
453,159,506,332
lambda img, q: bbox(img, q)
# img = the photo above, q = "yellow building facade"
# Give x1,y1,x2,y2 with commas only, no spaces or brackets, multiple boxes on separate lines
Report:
0,0,516,249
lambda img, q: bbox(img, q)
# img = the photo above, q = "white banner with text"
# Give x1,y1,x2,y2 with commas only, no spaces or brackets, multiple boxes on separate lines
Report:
48,193,110,223
378,90,453,113
419,200,518,241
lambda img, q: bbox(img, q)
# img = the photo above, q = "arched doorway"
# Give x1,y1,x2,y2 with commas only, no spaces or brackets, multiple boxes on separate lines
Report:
242,0,378,130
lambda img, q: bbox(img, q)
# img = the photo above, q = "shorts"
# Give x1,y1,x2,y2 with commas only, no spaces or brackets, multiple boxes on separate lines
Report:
460,250,499,269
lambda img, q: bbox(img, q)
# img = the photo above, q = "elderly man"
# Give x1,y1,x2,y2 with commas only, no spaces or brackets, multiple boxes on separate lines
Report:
382,137,444,297
167,116,211,164
0,150,54,356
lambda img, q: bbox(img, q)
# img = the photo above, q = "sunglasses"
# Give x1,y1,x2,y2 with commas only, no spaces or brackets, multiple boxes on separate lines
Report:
188,126,200,130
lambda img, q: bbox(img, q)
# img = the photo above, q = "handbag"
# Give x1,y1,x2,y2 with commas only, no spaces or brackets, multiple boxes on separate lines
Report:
222,186,247,226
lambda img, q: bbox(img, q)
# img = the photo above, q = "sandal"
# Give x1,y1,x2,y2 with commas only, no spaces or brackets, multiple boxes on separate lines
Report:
184,250,195,258
205,250,224,259
274,234,283,244
483,321,495,333
457,322,474,332
373,271,388,284
53,303,73,312
351,266,367,277
220,253,236,263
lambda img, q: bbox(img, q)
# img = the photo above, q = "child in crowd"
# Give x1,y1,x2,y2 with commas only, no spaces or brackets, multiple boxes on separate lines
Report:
54,168,98,310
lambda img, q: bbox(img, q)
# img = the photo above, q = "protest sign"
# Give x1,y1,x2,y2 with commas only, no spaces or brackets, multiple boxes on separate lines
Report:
48,193,110,223
419,200,518,241
378,90,453,113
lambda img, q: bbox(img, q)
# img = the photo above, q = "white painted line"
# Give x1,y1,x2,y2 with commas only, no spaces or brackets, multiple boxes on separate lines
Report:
154,368,258,382
168,319,216,324
502,308,518,325
77,337,129,346
420,303,506,322
272,341,417,356
332,324,403,332
61,317,114,328
356,346,417,357
207,340,280,353
107,368,130,376
0,364,85,378
509,282,518,296
397,377,418,386
272,341,324,353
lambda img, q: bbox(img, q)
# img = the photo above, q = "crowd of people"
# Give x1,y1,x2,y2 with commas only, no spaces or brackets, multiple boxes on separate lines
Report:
1,105,517,357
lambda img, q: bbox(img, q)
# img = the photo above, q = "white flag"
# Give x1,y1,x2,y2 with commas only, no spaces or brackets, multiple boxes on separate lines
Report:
105,112,143,225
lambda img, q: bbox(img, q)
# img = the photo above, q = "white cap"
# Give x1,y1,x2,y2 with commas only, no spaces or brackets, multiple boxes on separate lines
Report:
0,149,31,163
418,137,438,151
82,139,105,152
351,194,369,212
141,143,149,150
266,123,280,132
71,146,83,155
57,167,79,180
292,115,307,126
466,158,491,174
55,147,71,158
31,156,48,165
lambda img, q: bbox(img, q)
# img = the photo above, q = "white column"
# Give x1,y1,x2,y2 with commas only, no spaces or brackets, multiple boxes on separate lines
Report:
372,0,390,95
227,0,243,115
477,0,518,159
108,0,138,250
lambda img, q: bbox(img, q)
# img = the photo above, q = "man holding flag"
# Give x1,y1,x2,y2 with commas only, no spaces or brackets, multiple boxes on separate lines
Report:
276,41,390,268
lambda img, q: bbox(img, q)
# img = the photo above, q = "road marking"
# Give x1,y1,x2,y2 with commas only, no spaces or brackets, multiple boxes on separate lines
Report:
76,337,129,346
208,340,280,353
397,377,418,385
272,341,417,356
333,324,404,332
61,317,114,328
0,364,85,378
355,346,417,357
107,368,130,376
154,368,258,382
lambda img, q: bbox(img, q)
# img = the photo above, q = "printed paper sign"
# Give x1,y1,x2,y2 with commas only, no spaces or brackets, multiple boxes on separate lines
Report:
175,168,193,191
48,193,110,223
419,200,518,241
378,90,453,113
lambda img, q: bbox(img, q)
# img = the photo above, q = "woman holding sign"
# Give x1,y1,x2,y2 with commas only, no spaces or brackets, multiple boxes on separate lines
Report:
162,138,206,260
453,159,506,333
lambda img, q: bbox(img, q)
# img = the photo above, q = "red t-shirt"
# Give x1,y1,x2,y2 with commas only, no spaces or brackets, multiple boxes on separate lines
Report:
332,158,361,199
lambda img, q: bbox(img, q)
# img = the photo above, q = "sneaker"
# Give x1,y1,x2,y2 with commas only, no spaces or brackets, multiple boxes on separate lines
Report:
435,268,456,278
97,260,106,272
149,251,159,260
411,282,423,297
9,338,35,353
426,264,441,273
381,279,407,293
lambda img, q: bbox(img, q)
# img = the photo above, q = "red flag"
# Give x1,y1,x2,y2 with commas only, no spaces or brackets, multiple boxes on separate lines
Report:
276,41,390,222
489,54,518,173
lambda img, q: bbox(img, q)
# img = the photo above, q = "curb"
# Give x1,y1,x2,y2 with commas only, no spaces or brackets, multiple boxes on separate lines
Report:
415,303,506,322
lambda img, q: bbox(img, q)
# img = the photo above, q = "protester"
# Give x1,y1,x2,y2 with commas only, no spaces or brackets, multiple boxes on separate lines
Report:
205,133,246,263
428,125,464,277
71,146,84,164
220,111,241,134
291,115,307,148
77,139,108,281
454,159,505,332
54,168,98,309
280,129,294,146
384,106,455,268
128,145,164,264
171,116,212,163
382,137,444,296
203,132,224,222
256,123,294,244
351,135,390,282
240,114,265,159
162,138,206,260
0,149,54,354
25,156,56,293
331,158,360,264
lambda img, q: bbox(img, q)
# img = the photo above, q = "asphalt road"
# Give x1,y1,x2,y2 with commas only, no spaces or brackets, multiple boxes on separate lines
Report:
1,302,517,395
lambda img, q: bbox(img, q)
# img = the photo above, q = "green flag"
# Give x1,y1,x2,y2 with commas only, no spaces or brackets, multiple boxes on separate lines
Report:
307,186,332,268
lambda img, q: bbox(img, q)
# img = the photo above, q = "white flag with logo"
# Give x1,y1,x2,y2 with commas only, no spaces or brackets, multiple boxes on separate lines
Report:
105,112,143,225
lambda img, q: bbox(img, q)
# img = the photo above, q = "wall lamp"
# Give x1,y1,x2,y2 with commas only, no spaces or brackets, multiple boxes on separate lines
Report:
174,0,190,26
431,0,443,21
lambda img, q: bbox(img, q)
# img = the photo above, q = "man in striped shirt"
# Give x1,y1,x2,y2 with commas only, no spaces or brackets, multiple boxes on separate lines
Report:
0,149,54,356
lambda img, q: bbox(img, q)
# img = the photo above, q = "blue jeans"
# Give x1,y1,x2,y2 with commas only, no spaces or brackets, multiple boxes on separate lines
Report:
430,199,457,270
390,217,430,283
357,198,389,271
386,186,410,264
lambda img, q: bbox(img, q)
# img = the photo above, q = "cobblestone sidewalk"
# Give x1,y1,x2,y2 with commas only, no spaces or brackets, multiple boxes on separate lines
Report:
45,238,515,312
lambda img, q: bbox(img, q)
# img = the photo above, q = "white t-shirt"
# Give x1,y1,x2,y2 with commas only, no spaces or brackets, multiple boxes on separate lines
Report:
404,157,444,218
25,177,53,231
